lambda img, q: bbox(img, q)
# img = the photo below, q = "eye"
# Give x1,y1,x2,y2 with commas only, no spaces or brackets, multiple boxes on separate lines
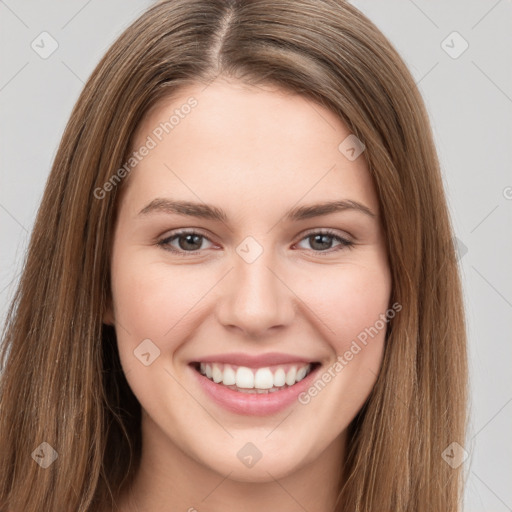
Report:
295,229,354,254
157,230,214,255
157,228,354,256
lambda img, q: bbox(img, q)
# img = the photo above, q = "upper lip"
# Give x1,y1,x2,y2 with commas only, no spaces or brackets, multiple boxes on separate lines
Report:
190,352,317,368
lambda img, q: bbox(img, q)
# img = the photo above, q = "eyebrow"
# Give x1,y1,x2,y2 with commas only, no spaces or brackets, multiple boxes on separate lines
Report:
138,198,376,222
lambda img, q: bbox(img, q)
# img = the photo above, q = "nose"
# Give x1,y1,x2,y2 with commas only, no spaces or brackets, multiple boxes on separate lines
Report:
215,247,296,338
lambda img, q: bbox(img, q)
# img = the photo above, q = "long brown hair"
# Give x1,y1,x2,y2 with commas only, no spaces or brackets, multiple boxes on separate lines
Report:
0,1,468,510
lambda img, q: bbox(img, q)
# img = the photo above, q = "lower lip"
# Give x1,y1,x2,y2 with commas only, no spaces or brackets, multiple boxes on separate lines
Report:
190,364,320,416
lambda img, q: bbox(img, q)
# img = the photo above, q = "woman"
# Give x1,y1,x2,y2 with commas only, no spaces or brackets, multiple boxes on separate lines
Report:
0,0,468,510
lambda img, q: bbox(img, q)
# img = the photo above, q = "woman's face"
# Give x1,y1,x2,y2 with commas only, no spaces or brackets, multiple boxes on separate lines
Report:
108,78,391,482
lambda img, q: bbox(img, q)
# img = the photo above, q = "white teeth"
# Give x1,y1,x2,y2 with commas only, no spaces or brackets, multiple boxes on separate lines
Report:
222,365,236,386
197,362,314,390
235,366,255,388
212,363,223,383
285,366,297,386
273,368,286,387
296,366,308,382
254,368,274,389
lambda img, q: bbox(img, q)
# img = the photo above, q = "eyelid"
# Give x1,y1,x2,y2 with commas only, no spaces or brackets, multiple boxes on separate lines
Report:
298,227,353,242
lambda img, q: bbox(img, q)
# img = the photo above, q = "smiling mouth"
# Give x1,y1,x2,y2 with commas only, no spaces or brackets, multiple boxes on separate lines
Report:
191,361,321,394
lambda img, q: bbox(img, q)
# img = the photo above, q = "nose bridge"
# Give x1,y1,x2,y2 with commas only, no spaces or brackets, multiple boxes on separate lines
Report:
216,236,294,335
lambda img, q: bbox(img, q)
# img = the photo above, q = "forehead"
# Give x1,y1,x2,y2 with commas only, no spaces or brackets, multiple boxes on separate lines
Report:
123,79,378,215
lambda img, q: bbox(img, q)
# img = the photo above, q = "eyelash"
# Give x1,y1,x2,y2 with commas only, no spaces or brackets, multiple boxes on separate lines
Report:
156,229,354,257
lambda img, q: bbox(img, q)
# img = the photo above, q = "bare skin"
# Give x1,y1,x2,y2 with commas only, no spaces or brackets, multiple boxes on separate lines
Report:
105,78,391,512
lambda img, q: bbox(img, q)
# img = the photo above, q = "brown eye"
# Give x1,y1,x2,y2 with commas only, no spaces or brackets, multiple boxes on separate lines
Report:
174,233,204,251
308,234,336,251
157,229,354,257
158,231,213,254
296,230,354,254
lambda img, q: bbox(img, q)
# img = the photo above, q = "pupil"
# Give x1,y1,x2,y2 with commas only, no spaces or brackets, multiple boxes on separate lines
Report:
180,234,202,250
312,234,331,250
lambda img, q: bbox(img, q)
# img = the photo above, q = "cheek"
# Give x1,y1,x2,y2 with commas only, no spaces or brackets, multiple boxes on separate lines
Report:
293,261,391,426
112,250,391,351
110,251,204,354
301,261,392,348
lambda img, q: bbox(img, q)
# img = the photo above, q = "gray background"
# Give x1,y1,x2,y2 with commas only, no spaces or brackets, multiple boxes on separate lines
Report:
1,1,511,510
